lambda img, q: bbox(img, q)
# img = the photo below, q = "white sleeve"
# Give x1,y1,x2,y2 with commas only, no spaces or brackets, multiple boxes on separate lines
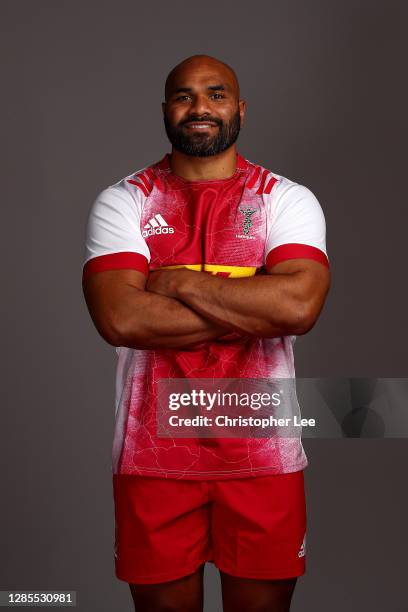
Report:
264,180,329,270
82,184,150,281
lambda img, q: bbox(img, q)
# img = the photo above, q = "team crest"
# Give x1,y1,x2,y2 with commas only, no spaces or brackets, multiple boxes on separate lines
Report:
239,206,257,236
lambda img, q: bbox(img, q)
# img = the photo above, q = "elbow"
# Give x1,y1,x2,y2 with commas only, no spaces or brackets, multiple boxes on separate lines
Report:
110,316,151,350
94,318,123,348
109,318,132,348
290,300,320,336
91,311,133,348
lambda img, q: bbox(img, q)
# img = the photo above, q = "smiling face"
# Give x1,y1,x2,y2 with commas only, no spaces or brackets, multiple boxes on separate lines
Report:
162,56,246,157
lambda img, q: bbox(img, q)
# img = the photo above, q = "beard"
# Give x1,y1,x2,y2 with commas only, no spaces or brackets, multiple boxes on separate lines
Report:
163,108,241,157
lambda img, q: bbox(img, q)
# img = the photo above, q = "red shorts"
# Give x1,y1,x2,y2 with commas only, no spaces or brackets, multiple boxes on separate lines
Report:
113,470,306,584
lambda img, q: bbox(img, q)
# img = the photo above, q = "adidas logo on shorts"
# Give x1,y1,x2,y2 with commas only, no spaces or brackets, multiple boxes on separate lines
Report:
142,214,175,238
298,534,306,558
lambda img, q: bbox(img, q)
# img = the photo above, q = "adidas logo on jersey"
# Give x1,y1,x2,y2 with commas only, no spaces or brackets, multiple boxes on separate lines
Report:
142,214,175,238
298,534,306,558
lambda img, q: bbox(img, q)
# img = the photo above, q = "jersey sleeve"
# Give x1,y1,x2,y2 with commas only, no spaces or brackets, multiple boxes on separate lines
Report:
82,185,150,282
264,181,329,270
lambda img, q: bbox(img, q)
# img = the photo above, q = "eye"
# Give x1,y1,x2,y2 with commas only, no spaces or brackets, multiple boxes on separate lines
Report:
175,95,191,101
211,93,225,99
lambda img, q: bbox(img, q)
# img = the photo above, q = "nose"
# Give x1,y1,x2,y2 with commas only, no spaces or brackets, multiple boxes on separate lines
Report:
188,93,212,117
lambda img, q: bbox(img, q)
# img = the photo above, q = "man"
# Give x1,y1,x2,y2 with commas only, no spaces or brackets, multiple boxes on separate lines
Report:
82,54,330,612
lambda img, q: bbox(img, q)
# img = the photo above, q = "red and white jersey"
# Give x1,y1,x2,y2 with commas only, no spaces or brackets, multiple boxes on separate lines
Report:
83,152,329,479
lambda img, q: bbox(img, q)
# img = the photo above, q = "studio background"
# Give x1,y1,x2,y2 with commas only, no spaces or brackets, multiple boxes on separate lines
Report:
1,1,407,610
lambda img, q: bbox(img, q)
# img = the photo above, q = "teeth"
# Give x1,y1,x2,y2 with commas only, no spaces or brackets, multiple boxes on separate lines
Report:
188,124,213,128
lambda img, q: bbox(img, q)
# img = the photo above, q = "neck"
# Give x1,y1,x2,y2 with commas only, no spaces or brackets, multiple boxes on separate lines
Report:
168,146,238,181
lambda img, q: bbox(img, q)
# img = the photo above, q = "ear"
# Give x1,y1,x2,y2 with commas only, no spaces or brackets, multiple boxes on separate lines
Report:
239,99,246,128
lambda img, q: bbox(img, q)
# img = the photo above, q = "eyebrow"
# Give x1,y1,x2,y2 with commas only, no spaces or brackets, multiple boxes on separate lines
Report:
173,84,227,94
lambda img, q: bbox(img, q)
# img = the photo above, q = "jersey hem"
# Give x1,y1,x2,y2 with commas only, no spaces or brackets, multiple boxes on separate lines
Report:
114,460,308,480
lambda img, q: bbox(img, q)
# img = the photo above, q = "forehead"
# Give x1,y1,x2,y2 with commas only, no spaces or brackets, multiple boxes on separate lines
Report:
168,63,236,94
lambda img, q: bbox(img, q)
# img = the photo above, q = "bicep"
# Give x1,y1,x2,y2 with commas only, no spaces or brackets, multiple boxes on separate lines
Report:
82,269,147,345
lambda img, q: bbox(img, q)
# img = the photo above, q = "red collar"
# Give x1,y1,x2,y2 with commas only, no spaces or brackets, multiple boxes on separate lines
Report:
157,152,248,175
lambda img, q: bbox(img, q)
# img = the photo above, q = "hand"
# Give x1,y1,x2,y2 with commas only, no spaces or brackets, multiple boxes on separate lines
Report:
146,267,245,341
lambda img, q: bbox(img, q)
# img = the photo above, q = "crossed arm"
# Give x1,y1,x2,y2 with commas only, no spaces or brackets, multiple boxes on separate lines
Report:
82,258,330,350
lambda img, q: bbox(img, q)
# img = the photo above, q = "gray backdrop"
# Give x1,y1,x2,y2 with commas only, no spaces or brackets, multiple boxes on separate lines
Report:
1,0,407,610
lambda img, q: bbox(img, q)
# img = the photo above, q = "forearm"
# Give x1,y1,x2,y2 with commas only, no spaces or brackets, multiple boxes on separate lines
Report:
173,270,311,338
115,287,233,350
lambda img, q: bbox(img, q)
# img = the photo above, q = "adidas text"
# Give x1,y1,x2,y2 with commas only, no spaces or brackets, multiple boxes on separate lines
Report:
142,214,175,238
142,226,175,238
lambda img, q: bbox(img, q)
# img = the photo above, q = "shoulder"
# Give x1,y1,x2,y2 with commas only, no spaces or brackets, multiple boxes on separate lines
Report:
92,157,163,215
245,158,317,200
243,158,323,218
105,160,157,198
